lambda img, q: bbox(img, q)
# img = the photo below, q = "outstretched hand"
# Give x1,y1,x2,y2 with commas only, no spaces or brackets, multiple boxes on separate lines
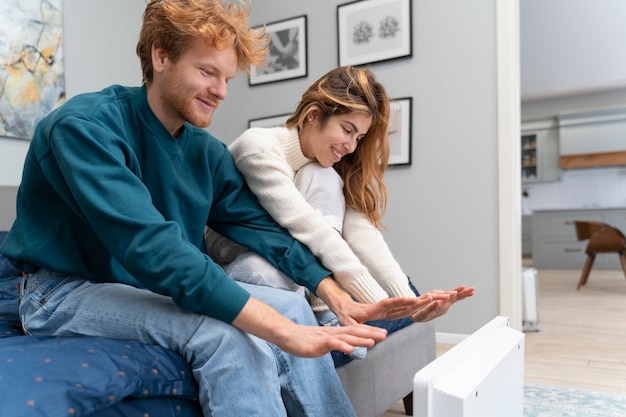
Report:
331,285,475,326
333,294,446,326
276,321,388,357
410,285,476,322
315,277,475,327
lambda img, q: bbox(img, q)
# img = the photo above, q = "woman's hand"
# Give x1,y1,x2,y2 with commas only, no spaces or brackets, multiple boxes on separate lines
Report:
315,277,475,326
410,286,476,322
315,276,444,325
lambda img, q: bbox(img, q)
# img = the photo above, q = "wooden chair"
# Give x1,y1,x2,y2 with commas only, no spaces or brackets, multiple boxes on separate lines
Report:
574,221,626,289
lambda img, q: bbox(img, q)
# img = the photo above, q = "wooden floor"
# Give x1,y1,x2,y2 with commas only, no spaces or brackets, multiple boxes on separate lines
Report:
380,263,626,416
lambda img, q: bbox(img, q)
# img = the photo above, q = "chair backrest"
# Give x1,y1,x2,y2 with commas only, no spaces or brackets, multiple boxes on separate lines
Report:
574,221,626,254
574,221,607,241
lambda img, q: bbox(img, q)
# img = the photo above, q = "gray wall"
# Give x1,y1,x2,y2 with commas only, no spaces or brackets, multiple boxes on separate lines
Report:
62,0,145,98
3,0,511,335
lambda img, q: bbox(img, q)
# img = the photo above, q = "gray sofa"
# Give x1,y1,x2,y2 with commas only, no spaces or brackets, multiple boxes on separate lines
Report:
0,185,435,417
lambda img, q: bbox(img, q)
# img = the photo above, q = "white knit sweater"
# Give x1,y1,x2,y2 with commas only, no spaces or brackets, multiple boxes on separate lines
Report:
229,127,415,308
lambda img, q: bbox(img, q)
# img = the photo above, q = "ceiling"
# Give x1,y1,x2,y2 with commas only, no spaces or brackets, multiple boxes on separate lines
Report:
520,0,626,100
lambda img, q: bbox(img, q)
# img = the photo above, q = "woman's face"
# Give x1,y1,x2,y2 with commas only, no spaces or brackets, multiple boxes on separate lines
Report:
300,111,372,168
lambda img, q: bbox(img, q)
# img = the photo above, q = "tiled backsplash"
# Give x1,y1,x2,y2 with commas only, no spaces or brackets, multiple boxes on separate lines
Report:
522,166,626,213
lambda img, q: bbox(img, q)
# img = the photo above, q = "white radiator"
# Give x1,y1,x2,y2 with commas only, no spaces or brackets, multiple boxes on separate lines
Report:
413,316,525,417
522,268,541,332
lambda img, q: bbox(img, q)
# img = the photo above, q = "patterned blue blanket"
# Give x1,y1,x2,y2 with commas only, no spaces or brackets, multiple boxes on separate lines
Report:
0,232,201,417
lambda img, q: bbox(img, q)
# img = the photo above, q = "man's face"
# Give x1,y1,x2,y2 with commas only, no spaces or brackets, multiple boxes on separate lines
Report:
150,38,238,135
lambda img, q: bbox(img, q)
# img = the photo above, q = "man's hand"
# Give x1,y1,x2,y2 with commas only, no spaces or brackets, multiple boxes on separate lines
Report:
275,321,388,357
231,297,387,357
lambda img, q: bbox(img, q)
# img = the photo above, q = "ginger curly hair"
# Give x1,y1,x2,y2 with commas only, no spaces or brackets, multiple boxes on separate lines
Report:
137,0,268,83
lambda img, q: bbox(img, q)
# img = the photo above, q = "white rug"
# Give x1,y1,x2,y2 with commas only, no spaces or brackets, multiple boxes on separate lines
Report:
524,383,626,417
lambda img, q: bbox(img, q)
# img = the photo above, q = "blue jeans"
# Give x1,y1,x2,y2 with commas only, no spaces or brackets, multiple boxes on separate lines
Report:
19,269,356,417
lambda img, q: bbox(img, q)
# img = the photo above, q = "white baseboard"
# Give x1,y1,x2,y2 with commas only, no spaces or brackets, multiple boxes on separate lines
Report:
436,331,469,345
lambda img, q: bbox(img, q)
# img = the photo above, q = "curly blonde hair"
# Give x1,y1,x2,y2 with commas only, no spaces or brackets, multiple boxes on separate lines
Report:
285,67,391,227
137,0,268,83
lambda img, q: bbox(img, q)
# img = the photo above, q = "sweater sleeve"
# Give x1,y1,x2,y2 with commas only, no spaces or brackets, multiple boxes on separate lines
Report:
342,208,415,298
229,128,389,304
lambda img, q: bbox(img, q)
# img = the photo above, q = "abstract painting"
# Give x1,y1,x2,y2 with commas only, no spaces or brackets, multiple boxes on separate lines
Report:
1,0,65,140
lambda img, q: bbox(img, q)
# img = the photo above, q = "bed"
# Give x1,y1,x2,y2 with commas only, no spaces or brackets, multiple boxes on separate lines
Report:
0,230,205,417
0,185,436,417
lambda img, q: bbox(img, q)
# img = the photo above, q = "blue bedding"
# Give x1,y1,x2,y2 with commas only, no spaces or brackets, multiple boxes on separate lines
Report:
0,231,202,417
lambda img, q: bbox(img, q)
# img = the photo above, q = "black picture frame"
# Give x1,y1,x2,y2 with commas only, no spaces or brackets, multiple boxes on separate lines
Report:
337,0,412,67
249,15,308,86
387,97,412,166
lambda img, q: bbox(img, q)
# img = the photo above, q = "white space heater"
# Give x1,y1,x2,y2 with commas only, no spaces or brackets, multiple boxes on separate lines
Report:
413,316,525,417
522,267,540,332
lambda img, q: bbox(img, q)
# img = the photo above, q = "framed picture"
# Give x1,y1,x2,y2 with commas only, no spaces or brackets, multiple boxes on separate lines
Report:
248,113,290,129
249,15,307,86
337,0,412,67
1,0,65,140
387,97,412,166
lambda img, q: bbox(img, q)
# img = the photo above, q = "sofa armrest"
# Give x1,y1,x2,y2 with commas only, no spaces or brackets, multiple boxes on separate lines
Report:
336,321,436,417
0,186,17,231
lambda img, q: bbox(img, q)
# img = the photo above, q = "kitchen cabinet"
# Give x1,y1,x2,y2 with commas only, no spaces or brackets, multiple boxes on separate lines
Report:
521,119,560,183
607,210,626,238
559,107,626,155
558,106,626,169
532,208,626,269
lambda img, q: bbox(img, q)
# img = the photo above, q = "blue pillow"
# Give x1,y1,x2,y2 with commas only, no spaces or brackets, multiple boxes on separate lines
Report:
0,335,198,417
0,233,200,417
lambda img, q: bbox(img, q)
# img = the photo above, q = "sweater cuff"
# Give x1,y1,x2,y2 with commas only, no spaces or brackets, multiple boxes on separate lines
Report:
384,279,417,298
339,274,389,304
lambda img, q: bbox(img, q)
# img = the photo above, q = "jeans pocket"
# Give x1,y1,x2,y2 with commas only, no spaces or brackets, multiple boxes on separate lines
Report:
20,270,75,335
24,270,72,307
